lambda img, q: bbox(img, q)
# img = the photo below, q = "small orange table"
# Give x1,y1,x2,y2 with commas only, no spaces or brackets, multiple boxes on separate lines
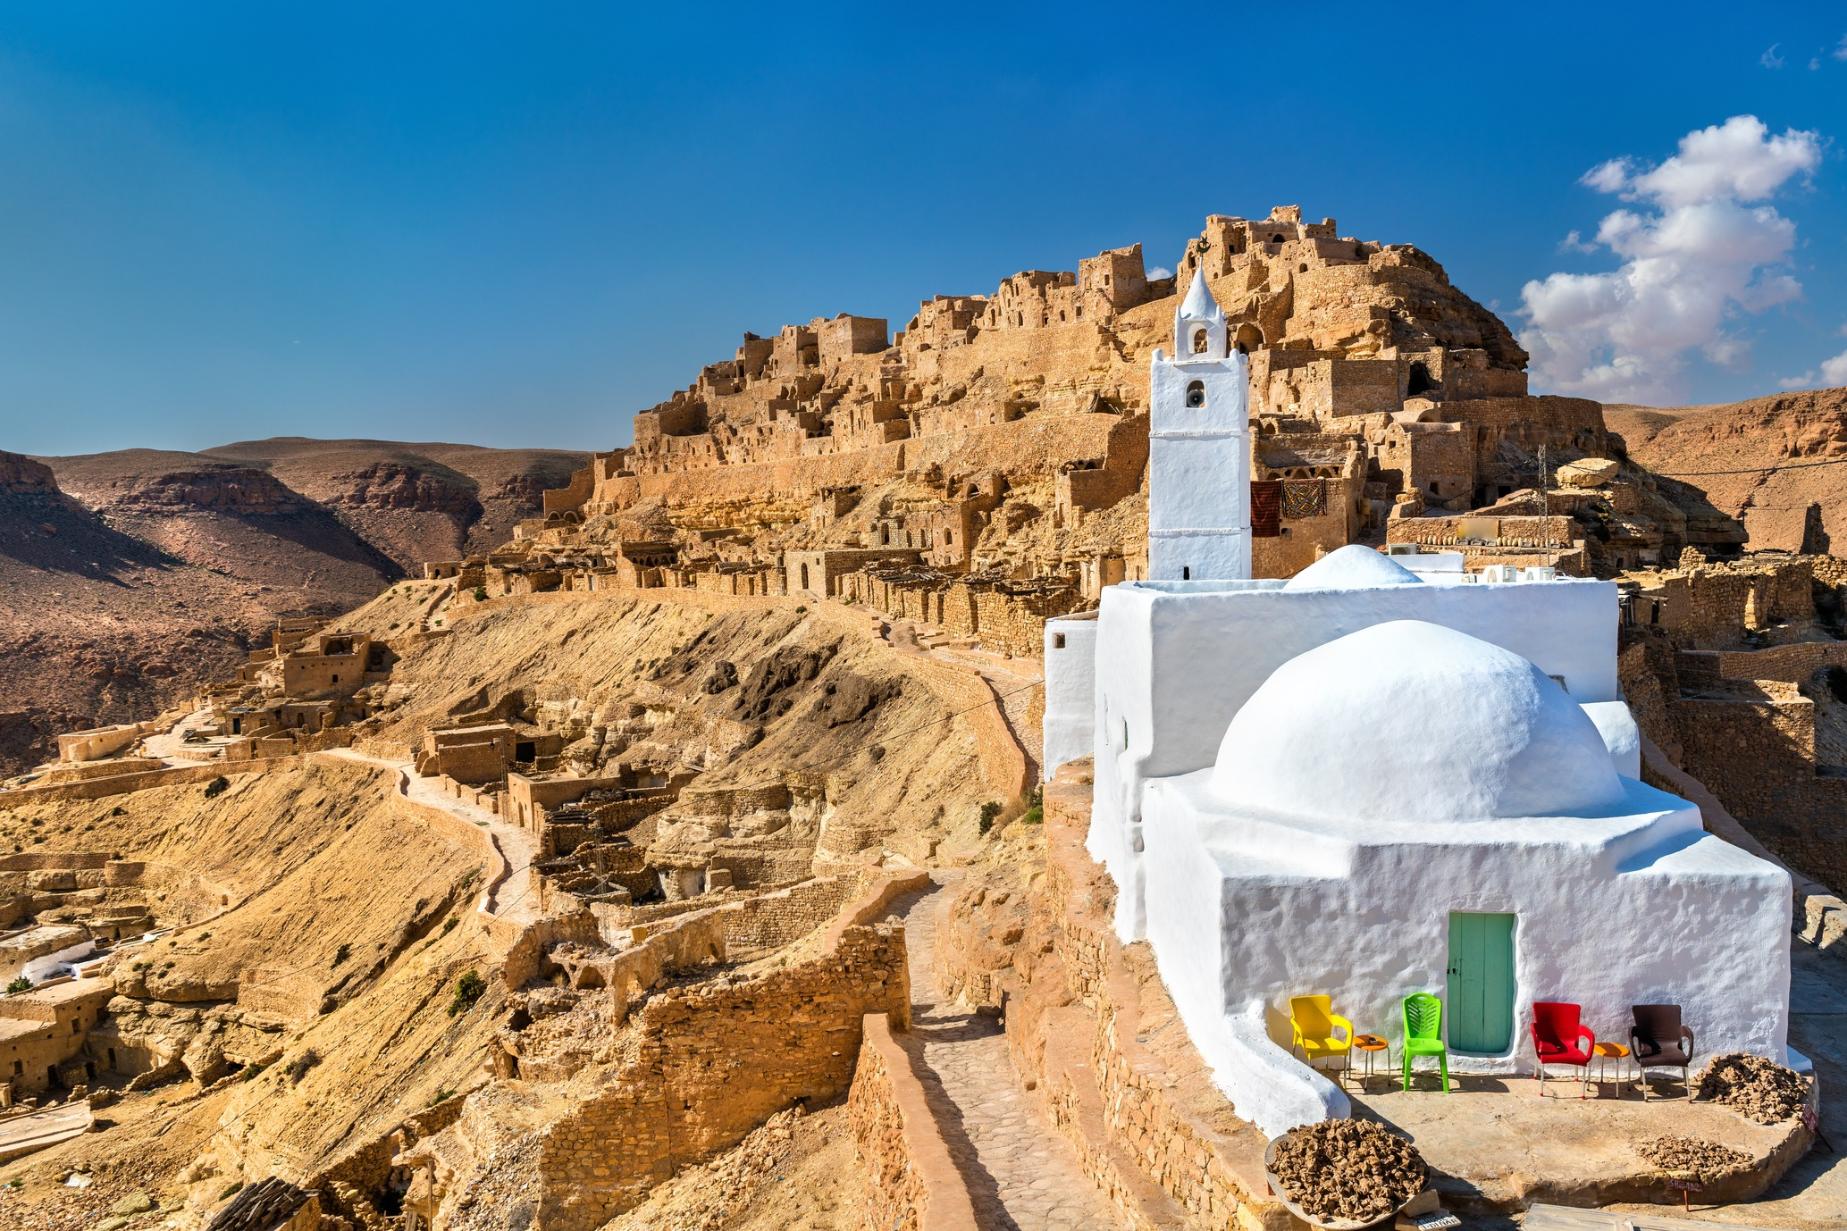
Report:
1350,1034,1390,1087
1593,1040,1632,1093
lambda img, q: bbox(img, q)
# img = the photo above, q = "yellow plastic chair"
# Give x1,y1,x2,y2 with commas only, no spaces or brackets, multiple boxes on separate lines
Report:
1289,994,1354,1076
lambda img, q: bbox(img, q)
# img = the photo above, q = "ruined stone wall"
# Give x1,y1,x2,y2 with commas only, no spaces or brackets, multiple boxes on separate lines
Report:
530,924,909,1231
846,1012,979,1231
0,757,300,806
1625,557,1819,649
715,873,864,953
1670,695,1847,890
1680,641,1847,687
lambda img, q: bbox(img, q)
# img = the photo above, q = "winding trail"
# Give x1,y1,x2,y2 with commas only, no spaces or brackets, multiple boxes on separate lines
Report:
318,747,539,925
888,873,1113,1231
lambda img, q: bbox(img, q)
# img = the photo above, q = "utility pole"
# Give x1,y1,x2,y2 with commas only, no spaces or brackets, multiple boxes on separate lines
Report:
1538,440,1551,546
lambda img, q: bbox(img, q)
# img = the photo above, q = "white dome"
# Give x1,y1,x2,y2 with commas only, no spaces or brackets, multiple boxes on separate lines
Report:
1284,545,1423,591
1211,621,1625,823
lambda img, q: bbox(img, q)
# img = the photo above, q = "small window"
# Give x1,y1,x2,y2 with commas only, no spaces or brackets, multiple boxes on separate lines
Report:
1191,327,1208,355
1182,566,1191,580
1053,634,1067,650
1185,380,1206,409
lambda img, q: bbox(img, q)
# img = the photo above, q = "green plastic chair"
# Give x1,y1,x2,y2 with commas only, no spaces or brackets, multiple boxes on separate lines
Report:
1402,992,1450,1093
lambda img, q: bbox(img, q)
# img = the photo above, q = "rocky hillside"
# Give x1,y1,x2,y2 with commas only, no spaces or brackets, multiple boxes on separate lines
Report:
1607,387,1847,554
0,440,583,775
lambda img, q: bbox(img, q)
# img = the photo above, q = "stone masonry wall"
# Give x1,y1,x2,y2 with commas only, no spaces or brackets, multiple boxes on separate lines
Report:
846,1012,979,1231
1671,695,1847,891
531,924,909,1231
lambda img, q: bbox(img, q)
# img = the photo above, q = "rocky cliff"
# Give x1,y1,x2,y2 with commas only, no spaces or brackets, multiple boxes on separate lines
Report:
1609,387,1847,554
0,440,585,776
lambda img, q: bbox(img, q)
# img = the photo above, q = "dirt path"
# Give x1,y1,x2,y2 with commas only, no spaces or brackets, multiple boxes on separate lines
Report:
889,876,1114,1230
879,615,1045,781
318,748,539,925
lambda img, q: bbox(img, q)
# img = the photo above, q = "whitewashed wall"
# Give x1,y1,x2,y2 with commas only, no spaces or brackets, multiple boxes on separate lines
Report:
1138,770,1791,1138
1089,575,1623,938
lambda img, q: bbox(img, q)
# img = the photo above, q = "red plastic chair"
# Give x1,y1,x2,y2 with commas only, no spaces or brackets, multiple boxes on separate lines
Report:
1531,1001,1595,1098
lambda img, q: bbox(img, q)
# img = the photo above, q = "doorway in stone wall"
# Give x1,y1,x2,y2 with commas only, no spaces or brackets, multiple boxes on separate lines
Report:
1446,911,1515,1053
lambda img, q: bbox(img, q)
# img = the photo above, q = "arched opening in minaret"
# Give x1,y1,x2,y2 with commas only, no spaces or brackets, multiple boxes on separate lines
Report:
1234,324,1264,355
1185,380,1206,409
1191,326,1209,355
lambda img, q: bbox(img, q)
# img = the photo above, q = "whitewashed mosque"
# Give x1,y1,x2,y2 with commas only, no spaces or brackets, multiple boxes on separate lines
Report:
1041,270,1796,1137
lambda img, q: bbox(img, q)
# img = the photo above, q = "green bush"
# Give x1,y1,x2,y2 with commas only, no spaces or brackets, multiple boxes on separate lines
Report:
473,586,488,602
282,1049,320,1084
1022,785,1044,825
978,800,1002,836
5,977,32,995
448,970,486,1017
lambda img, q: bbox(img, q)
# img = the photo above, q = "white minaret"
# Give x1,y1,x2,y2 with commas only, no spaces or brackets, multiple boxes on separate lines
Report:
1148,268,1251,581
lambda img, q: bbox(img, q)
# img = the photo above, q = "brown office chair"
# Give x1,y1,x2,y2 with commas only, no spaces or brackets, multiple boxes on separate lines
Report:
1630,1004,1695,1099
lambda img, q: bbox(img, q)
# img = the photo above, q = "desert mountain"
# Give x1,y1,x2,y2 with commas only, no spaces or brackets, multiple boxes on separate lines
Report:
0,440,584,774
1607,386,1847,555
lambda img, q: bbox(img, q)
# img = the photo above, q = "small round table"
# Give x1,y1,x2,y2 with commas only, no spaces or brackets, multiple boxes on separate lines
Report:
1350,1034,1390,1088
1593,1040,1632,1094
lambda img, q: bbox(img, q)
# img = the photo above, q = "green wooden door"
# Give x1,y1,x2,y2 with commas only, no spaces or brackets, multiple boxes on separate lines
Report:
1446,912,1516,1053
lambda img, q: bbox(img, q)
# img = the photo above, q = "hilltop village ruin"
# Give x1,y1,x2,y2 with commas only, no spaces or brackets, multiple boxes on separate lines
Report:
0,207,1843,1230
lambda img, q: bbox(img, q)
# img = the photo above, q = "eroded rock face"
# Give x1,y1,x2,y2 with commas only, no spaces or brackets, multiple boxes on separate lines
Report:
0,450,59,495
731,645,839,722
101,468,308,515
323,462,481,519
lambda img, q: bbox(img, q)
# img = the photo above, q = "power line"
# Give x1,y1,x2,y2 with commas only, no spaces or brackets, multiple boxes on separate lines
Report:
1648,454,1847,479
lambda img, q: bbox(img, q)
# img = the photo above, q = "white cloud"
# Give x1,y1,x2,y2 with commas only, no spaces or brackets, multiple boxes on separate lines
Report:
1558,229,1598,254
1836,34,1847,61
1810,56,1822,71
1779,351,1847,390
1147,265,1172,280
1580,160,1630,193
1518,116,1823,404
1761,43,1785,69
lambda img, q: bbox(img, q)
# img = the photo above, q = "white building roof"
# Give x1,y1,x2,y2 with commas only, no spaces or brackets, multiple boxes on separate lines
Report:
1177,267,1226,324
1210,620,1626,825
1283,544,1423,591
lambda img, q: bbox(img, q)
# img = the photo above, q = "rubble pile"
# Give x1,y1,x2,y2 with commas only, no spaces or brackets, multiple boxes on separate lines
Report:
1697,1053,1811,1124
1268,1119,1426,1223
1638,1135,1753,1181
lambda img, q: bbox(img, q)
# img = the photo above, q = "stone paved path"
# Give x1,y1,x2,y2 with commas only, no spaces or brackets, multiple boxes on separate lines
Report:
891,875,1116,1230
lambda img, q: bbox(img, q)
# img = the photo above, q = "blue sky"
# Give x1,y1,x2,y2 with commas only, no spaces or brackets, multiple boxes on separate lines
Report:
2,4,1845,457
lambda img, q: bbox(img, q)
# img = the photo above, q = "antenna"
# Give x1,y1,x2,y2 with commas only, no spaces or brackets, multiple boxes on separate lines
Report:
1538,439,1550,545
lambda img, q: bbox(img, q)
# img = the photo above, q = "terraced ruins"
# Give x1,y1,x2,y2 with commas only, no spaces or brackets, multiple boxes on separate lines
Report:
3,206,1846,1231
